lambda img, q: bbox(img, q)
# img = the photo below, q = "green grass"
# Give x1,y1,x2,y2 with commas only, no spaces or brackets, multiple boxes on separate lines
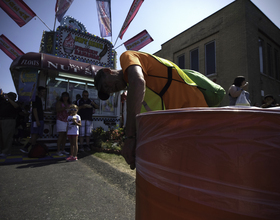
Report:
92,152,136,177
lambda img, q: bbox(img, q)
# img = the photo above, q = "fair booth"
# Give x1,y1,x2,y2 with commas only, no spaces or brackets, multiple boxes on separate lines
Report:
10,17,121,146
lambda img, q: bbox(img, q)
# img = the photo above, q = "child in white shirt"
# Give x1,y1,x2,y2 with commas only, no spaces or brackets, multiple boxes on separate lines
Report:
66,104,81,162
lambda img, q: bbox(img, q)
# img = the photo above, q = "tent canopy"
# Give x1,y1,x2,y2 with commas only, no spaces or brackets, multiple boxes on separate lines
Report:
10,52,103,93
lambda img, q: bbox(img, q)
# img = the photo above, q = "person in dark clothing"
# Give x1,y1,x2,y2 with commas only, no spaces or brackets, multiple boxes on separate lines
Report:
261,94,279,108
14,102,30,146
77,90,98,151
20,86,47,153
0,92,21,157
73,94,81,105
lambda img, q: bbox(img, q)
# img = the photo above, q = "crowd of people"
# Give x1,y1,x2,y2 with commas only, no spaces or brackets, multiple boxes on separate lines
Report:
228,76,279,107
0,87,99,162
0,52,279,165
52,89,98,161
0,91,21,157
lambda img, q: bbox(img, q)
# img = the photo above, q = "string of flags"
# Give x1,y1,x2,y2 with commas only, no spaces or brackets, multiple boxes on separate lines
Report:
0,0,153,61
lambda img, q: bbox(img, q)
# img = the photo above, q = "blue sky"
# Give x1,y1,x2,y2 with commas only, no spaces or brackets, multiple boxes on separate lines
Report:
1,0,280,95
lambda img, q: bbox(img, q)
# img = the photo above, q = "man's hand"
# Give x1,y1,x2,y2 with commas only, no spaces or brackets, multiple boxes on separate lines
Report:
84,104,92,108
121,138,136,170
36,121,41,127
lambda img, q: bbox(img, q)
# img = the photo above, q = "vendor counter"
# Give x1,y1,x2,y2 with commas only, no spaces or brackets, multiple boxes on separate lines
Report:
135,107,280,220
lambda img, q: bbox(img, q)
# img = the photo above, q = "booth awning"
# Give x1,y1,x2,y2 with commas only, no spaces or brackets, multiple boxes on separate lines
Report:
10,52,103,77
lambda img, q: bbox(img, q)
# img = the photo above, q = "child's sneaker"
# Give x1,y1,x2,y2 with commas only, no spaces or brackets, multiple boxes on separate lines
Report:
66,156,77,162
66,156,73,161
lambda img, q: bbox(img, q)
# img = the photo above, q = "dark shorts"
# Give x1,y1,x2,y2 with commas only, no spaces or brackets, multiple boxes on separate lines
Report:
30,120,44,136
68,135,78,139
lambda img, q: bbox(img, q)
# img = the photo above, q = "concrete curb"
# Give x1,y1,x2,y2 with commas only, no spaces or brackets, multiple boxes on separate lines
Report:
80,154,136,200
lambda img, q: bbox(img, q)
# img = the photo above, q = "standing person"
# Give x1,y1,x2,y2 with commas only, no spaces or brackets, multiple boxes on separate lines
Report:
228,76,250,106
77,90,98,151
94,50,208,168
66,104,81,162
20,86,47,153
73,94,81,105
13,101,29,146
261,94,279,108
56,92,71,156
0,92,21,157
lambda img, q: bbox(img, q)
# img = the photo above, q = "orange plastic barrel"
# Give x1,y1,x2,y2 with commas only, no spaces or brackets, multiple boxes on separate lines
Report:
135,107,280,220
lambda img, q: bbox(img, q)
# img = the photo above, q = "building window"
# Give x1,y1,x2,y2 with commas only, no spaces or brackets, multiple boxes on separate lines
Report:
267,43,273,77
177,54,185,69
259,38,265,73
190,48,199,71
275,49,280,80
205,41,216,75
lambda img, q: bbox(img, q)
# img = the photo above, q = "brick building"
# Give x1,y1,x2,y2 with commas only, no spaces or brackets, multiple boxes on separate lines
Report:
154,0,280,106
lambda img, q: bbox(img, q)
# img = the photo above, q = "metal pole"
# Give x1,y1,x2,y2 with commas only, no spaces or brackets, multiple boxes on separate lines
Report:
36,16,52,31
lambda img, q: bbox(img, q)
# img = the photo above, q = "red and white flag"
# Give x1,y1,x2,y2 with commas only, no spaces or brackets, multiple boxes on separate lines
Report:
55,0,74,22
118,0,144,40
124,30,153,51
0,0,36,27
0,34,24,60
96,0,112,37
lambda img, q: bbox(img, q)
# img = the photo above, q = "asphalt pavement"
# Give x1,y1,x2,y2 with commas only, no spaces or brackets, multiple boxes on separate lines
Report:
0,153,136,220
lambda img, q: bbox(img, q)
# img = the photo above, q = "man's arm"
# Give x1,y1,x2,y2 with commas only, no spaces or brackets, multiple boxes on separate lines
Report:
33,108,40,127
228,82,249,97
126,65,146,136
4,94,19,109
91,100,99,109
122,65,146,169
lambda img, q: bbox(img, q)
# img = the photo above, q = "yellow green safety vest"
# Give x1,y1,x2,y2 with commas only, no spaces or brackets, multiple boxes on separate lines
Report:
139,52,197,113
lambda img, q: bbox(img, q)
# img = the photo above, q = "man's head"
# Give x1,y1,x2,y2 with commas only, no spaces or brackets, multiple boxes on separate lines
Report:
94,68,126,100
82,90,89,100
76,94,81,100
264,94,275,103
38,86,47,98
94,69,110,100
7,92,17,101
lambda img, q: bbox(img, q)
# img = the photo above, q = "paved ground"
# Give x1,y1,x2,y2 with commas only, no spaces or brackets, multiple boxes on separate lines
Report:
0,140,67,165
0,144,136,220
0,152,68,164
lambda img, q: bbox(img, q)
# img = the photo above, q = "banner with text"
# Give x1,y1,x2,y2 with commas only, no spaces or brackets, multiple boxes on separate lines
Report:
118,0,144,40
0,34,24,60
18,68,38,103
55,0,74,22
124,30,153,51
96,0,112,37
0,0,36,27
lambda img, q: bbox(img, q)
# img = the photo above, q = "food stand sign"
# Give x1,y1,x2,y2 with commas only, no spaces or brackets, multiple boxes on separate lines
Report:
54,16,114,68
18,68,38,103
